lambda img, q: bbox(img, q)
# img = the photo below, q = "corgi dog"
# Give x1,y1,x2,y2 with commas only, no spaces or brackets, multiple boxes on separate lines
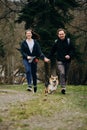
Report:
45,75,59,94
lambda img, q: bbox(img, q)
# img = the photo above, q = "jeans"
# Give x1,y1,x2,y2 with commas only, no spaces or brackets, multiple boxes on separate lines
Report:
57,61,70,88
23,59,37,86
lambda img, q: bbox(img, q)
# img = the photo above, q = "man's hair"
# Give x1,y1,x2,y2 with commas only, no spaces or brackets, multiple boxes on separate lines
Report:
57,28,66,35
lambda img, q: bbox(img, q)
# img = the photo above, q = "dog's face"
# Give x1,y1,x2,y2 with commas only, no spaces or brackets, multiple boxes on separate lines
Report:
49,75,59,87
45,75,59,94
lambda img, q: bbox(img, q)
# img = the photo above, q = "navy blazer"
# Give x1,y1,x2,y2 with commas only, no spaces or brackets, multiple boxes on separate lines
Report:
20,39,45,60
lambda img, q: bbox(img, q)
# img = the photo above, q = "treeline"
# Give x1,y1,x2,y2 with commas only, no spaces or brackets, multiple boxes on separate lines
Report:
0,0,87,85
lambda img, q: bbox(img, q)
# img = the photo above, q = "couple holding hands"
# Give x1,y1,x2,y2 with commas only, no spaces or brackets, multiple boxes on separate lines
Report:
20,28,74,94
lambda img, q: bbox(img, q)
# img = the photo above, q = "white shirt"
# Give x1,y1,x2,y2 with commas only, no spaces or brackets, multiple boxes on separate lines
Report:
26,39,34,53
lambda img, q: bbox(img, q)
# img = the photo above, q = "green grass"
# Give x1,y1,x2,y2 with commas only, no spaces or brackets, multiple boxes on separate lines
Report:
0,84,26,91
0,84,87,130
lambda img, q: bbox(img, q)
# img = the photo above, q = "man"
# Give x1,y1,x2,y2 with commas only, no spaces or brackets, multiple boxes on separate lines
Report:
49,28,74,94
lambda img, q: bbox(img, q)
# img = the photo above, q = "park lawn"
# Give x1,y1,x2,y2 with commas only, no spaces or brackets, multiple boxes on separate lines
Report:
0,84,87,130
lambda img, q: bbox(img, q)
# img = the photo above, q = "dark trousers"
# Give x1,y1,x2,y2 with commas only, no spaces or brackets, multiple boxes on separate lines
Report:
23,59,37,86
57,61,70,88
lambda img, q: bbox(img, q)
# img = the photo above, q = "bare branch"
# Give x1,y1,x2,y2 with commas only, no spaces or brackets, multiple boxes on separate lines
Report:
69,23,87,33
0,0,27,20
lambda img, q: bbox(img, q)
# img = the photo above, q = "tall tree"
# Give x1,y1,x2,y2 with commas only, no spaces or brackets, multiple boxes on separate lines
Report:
0,0,26,84
67,0,87,85
17,0,78,54
0,39,5,58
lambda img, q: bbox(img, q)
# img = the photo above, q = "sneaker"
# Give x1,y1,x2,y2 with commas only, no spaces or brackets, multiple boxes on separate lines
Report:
27,86,32,91
61,89,66,94
34,86,37,93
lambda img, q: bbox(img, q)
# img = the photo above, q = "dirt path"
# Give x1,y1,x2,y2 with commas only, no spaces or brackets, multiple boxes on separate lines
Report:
0,89,38,108
0,89,39,130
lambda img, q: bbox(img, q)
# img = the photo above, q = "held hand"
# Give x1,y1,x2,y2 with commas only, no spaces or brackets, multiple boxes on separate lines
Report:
65,55,70,59
27,56,32,60
44,57,50,62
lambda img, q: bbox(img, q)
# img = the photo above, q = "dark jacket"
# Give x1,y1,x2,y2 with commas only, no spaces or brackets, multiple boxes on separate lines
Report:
20,39,45,60
49,37,75,62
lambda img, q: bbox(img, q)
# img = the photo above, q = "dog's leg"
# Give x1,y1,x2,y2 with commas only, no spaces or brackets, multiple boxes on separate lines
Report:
45,87,48,94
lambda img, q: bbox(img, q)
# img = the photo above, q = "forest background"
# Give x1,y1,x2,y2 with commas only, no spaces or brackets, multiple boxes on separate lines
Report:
0,0,87,85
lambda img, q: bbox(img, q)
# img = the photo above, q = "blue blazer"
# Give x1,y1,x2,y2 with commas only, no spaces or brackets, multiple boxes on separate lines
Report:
20,39,45,60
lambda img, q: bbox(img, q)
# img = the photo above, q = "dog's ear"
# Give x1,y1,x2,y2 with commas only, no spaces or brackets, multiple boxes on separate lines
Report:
56,76,58,79
50,75,52,77
51,75,52,78
51,75,54,78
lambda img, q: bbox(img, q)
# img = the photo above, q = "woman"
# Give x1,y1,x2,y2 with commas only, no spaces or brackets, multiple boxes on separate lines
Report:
20,29,49,93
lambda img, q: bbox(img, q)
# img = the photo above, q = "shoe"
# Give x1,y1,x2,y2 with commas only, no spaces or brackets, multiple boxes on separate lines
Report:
61,89,66,94
34,86,37,93
27,86,32,91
